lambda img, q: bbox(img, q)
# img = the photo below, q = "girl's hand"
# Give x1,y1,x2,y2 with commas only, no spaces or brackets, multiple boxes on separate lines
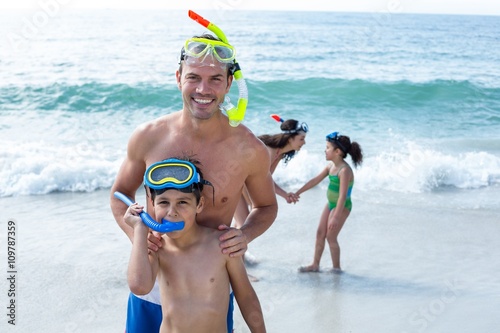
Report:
286,192,300,204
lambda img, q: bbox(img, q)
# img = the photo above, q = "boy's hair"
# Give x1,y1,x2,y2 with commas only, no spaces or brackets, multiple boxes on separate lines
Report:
148,157,205,204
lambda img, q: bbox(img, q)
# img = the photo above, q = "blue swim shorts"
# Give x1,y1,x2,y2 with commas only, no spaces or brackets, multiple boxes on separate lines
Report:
125,291,235,333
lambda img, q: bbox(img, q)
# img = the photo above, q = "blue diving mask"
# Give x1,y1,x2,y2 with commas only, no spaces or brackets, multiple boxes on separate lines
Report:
326,132,347,155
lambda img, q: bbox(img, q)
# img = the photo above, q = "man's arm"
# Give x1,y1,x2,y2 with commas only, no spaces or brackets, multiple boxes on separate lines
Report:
240,156,278,244
110,127,148,242
218,140,277,256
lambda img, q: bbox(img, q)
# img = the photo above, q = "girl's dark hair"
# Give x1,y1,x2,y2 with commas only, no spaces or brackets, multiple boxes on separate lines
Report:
331,135,363,168
149,157,205,204
258,119,302,164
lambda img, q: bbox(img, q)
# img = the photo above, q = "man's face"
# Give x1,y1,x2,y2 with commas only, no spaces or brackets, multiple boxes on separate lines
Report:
176,58,233,120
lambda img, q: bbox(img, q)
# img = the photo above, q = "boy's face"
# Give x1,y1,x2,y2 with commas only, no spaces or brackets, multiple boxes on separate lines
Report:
153,189,204,231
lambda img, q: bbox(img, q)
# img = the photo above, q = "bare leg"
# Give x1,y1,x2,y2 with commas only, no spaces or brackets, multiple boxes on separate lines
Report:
326,208,350,270
299,204,330,272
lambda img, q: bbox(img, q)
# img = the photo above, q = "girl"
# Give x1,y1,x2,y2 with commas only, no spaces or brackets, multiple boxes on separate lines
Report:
296,132,363,272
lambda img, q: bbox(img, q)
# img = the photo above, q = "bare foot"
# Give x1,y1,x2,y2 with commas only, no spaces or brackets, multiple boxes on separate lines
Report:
298,265,320,273
327,268,343,274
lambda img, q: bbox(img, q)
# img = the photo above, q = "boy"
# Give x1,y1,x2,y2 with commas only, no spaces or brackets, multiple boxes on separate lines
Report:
124,158,266,333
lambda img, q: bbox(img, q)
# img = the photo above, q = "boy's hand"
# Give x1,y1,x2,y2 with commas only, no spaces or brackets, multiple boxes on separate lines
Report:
125,204,161,253
124,203,144,228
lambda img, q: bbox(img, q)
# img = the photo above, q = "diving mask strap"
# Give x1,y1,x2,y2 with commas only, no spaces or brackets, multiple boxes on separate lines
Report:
200,179,215,206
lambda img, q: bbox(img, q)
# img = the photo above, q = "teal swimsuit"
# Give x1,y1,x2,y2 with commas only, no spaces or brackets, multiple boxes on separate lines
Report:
327,166,353,211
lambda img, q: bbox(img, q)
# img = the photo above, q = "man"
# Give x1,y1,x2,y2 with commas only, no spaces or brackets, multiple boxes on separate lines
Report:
110,32,277,332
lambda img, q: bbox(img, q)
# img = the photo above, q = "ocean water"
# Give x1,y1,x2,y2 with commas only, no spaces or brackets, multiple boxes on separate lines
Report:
1,9,500,333
1,10,499,202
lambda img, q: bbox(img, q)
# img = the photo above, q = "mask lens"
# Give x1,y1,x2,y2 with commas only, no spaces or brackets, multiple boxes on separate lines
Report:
150,165,191,185
146,160,197,189
185,41,210,57
300,122,309,133
213,45,235,62
184,38,235,63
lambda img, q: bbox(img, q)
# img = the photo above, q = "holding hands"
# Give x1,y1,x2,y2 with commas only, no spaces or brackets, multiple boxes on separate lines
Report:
285,192,300,204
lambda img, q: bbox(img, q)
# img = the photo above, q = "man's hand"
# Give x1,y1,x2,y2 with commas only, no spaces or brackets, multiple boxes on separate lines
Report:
147,231,163,253
217,224,248,257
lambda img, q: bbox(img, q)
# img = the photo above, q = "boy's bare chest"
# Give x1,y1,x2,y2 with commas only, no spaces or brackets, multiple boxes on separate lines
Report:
158,240,229,290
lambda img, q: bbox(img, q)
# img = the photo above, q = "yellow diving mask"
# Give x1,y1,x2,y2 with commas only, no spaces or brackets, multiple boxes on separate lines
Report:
181,37,236,64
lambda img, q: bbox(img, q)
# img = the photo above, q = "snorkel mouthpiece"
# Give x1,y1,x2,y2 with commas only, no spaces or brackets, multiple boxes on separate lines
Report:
188,10,248,127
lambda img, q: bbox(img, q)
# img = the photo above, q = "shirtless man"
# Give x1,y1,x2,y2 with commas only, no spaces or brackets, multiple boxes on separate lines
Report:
110,32,277,332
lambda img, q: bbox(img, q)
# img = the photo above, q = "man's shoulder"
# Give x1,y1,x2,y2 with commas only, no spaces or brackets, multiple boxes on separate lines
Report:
128,113,182,145
228,124,267,152
137,112,181,132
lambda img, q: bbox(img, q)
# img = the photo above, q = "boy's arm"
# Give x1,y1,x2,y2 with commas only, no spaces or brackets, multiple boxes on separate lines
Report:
227,257,266,333
126,206,159,295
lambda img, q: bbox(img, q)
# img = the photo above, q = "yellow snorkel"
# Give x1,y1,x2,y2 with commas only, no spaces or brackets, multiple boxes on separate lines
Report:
188,10,248,127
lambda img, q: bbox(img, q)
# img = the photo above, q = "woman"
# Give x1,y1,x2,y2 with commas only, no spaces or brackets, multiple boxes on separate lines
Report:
234,115,308,265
